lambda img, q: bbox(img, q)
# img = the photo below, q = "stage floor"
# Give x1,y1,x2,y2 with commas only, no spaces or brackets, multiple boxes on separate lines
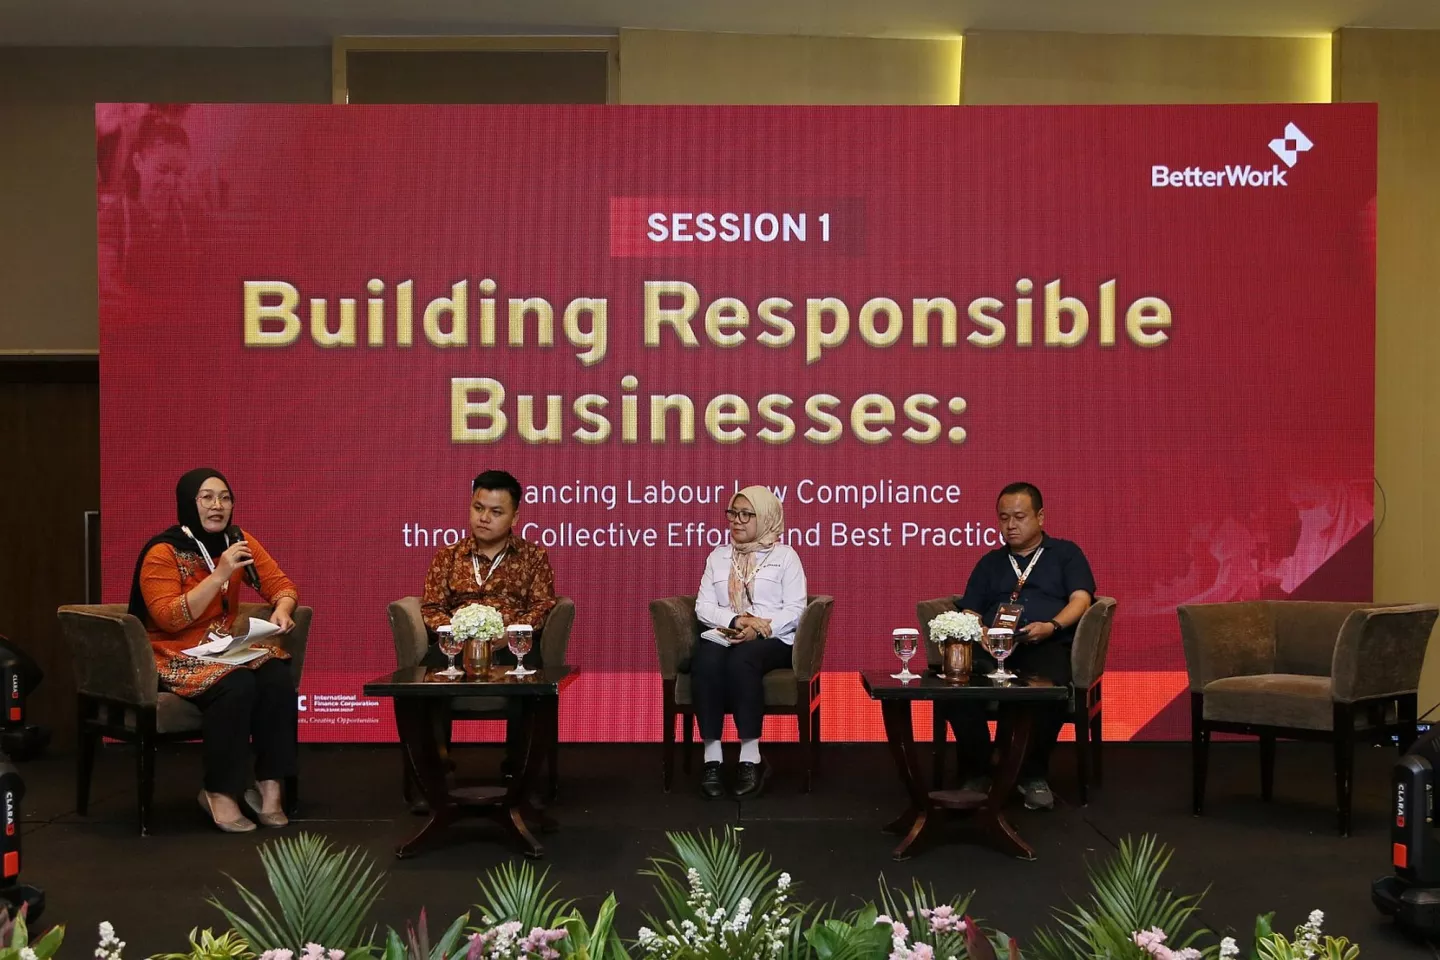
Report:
13,740,1433,958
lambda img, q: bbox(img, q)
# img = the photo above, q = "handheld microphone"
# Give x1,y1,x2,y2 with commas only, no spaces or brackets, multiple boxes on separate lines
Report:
227,525,264,591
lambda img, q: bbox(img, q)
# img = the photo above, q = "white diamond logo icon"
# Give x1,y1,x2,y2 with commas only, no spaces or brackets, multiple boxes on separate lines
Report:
1268,122,1313,167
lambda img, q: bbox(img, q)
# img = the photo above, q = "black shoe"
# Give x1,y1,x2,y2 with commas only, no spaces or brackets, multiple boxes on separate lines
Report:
733,760,770,800
700,762,725,800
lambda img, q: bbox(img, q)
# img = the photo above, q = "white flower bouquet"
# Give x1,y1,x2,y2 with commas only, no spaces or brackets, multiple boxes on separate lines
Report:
450,603,505,643
929,610,983,643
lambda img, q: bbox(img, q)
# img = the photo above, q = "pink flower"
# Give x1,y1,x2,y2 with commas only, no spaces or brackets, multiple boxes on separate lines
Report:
922,905,965,934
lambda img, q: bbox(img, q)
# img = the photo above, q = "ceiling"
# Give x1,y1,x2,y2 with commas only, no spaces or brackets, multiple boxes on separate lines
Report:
2,0,1439,46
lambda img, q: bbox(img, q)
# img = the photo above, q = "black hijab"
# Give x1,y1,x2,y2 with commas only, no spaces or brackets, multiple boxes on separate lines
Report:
126,467,236,619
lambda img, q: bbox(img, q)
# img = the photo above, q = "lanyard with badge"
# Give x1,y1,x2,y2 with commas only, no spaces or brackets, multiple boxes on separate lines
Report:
993,547,1043,632
471,548,507,590
181,525,234,618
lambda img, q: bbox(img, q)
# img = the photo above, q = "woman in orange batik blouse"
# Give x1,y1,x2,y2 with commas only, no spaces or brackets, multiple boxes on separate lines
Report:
127,467,300,833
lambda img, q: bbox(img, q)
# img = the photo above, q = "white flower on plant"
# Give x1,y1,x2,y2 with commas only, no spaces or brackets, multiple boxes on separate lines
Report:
1219,937,1239,959
450,604,505,643
20,948,37,960
929,611,983,643
95,920,126,960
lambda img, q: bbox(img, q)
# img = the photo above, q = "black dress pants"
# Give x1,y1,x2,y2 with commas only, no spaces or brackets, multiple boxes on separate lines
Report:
938,638,1072,781
184,658,298,797
691,635,792,741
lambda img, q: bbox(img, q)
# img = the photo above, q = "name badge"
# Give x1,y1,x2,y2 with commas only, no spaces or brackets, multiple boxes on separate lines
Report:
993,603,1024,630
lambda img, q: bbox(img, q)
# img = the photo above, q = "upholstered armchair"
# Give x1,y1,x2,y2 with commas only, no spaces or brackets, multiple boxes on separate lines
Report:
387,596,576,800
651,594,834,793
918,595,1118,803
1178,600,1438,835
57,601,311,835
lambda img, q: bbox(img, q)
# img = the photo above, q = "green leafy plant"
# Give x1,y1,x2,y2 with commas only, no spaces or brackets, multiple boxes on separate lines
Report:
379,909,470,960
0,906,62,960
209,833,386,958
556,894,632,960
474,861,575,932
635,827,809,959
1246,911,1358,960
151,927,254,960
803,903,893,960
1031,835,1211,960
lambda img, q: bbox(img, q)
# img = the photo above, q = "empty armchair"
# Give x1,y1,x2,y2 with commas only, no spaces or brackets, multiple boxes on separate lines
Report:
920,595,1118,803
57,601,311,835
1179,600,1439,835
651,594,834,793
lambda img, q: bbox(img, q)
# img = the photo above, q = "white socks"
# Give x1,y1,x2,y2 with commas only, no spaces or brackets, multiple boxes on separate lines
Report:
705,740,763,763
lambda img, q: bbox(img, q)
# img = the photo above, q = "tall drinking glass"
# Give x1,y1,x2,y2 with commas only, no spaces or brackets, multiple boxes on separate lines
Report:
891,628,920,681
506,624,535,677
435,625,464,679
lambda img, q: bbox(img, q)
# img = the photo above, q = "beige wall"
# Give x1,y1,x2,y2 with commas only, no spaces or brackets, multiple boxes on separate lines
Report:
618,29,962,104
0,48,329,352
1335,29,1440,711
961,31,1331,104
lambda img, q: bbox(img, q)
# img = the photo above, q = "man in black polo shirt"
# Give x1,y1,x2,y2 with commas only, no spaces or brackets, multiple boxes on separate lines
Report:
941,482,1096,810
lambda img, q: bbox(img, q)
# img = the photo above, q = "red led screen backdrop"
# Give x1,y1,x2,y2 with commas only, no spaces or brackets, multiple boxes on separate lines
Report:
97,104,1376,742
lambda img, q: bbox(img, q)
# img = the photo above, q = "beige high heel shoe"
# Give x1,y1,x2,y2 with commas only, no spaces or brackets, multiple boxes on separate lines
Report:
198,790,256,833
244,785,289,828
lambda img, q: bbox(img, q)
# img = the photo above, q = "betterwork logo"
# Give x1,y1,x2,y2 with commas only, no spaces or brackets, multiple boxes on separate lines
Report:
1152,123,1312,189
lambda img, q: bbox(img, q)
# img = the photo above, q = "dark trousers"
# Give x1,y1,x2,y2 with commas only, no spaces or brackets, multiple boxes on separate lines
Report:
184,658,298,797
691,635,792,741
421,642,534,766
938,639,1072,781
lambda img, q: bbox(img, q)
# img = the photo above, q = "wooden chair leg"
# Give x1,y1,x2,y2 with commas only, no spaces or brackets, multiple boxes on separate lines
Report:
546,698,560,803
1334,703,1355,836
1091,708,1104,785
931,706,947,788
1074,712,1090,805
136,710,156,837
1398,694,1419,753
1191,692,1209,816
76,698,98,815
682,710,695,774
796,683,813,793
811,692,822,774
662,695,676,793
1260,732,1276,802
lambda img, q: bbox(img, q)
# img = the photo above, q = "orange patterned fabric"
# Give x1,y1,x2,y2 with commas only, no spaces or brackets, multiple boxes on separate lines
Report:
422,534,556,633
138,532,298,697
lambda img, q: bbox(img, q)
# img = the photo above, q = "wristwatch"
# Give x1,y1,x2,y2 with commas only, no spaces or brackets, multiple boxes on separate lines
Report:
1048,619,1064,633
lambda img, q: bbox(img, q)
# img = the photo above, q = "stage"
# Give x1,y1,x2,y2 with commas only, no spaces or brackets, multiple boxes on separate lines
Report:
12,739,1431,958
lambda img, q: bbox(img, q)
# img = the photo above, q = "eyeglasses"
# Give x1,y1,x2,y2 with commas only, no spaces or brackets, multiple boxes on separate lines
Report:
725,509,756,522
196,493,233,506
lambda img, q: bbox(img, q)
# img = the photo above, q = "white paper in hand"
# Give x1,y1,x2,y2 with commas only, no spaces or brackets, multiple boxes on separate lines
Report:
184,617,283,658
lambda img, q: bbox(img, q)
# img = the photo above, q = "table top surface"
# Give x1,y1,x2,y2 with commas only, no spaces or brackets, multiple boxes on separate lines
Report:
363,664,577,698
860,669,1069,701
